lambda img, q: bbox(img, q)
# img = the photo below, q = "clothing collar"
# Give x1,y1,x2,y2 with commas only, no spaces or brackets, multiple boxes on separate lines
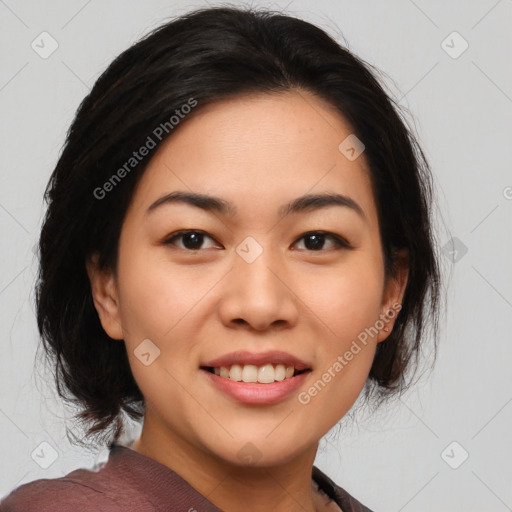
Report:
106,442,369,512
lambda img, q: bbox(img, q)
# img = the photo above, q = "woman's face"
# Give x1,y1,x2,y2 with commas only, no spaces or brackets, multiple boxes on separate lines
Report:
88,90,407,467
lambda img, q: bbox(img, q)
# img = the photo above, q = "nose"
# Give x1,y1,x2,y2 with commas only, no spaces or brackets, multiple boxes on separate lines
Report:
217,246,300,332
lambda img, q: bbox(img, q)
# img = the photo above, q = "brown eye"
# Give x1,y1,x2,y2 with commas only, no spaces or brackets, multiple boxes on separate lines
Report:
293,231,351,251
163,230,221,251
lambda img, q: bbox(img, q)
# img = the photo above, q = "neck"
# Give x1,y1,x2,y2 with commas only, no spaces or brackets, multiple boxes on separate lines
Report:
129,410,324,512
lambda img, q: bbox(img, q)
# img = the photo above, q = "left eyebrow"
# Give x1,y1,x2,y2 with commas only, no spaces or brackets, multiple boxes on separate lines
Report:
145,191,366,222
278,192,366,221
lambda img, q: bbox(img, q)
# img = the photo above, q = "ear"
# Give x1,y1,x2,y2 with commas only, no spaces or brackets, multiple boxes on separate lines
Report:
377,248,409,343
86,253,124,340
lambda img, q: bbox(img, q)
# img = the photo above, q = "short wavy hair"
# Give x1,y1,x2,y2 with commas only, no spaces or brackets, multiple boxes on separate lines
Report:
35,5,442,447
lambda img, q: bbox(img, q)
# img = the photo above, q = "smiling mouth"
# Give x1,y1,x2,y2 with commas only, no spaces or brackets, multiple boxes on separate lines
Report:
200,364,311,384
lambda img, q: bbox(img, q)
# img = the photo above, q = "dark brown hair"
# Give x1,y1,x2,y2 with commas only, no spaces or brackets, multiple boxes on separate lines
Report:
35,5,442,447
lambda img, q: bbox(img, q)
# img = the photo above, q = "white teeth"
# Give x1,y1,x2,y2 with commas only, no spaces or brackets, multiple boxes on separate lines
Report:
229,364,243,381
242,365,258,383
274,364,286,381
258,364,275,384
212,363,300,383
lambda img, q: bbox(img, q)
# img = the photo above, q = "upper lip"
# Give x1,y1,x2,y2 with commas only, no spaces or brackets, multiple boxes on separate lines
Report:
201,350,311,371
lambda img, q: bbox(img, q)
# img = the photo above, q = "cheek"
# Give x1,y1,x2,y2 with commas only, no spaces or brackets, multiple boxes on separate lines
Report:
292,255,383,416
116,245,214,339
299,257,384,342
114,248,204,407
114,244,224,397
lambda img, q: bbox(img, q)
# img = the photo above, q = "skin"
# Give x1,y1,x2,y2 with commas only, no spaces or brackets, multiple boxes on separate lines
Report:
87,90,408,512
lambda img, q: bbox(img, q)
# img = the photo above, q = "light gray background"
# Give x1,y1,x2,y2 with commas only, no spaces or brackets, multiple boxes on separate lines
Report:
1,0,511,510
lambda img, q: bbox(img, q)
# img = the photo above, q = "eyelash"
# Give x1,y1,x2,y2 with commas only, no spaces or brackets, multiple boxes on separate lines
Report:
162,229,352,252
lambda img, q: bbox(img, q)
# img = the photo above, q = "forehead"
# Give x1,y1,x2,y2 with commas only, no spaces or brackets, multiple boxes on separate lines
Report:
126,90,378,228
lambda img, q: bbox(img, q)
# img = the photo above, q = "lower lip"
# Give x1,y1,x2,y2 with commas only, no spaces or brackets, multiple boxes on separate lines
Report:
201,369,311,405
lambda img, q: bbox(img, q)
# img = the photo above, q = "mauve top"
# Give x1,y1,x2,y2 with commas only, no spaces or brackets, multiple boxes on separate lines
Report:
0,443,373,511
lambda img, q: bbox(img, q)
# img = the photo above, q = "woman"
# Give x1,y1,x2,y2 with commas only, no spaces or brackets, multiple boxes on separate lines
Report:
0,5,441,511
